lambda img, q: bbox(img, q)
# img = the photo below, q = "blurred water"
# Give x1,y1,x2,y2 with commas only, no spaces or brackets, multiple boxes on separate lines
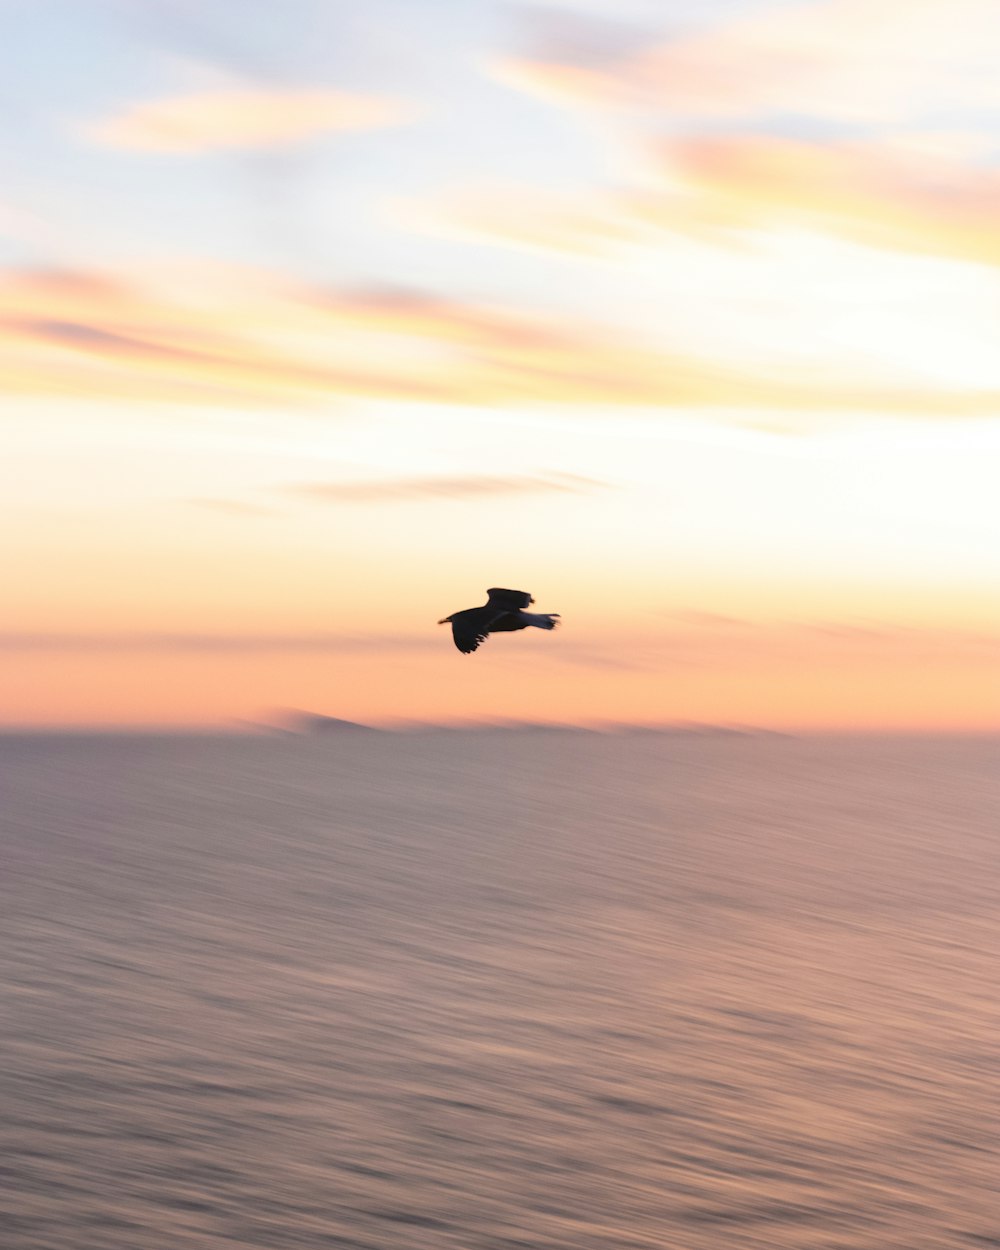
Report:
1,730,998,1249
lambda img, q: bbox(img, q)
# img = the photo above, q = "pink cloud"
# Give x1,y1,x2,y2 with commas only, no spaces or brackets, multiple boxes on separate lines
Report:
499,0,1000,124
648,133,1000,267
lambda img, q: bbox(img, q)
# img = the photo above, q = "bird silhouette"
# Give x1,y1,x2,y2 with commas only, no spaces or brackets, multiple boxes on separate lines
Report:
438,587,560,654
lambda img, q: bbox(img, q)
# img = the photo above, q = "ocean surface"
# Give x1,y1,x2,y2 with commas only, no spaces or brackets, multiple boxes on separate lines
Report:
2,730,998,1249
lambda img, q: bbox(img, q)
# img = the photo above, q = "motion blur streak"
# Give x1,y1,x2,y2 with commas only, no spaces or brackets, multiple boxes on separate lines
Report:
2,730,998,1249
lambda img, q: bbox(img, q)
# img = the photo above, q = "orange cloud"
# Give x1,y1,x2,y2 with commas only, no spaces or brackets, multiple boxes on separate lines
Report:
403,131,1000,271
642,134,1000,269
0,270,468,406
87,87,412,152
484,7,1000,272
4,265,1000,416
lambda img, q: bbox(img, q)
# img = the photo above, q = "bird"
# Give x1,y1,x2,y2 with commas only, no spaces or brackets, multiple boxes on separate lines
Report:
438,587,560,654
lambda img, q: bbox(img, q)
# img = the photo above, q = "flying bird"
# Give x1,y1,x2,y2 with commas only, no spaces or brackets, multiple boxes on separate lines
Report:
438,587,560,654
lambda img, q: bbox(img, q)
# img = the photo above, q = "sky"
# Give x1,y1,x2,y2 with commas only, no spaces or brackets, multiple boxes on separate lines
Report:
2,0,998,730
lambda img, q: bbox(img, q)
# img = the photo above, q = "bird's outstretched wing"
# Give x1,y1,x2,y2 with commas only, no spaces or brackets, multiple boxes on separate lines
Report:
450,615,495,654
486,587,533,610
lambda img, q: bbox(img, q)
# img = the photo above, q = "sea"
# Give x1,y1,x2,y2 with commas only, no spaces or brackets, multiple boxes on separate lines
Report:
1,729,998,1249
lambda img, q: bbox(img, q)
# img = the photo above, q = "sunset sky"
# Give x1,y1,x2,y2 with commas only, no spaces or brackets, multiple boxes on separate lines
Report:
2,0,998,729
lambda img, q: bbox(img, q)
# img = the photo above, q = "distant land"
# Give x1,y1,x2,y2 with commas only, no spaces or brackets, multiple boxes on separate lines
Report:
259,711,793,738
270,710,384,735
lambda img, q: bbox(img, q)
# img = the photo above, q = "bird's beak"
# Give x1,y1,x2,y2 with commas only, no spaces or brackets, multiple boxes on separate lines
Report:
437,617,449,625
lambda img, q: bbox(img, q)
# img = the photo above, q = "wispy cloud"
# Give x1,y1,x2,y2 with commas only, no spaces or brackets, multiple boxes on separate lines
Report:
391,183,634,256
520,619,1000,678
499,0,1000,126
7,316,217,364
483,2,1000,275
403,132,1000,272
643,133,1000,269
86,87,413,153
282,472,607,503
5,265,1000,416
0,632,440,654
1,623,995,694
0,629,642,670
190,499,283,517
665,609,752,629
644,619,1000,666
488,57,622,112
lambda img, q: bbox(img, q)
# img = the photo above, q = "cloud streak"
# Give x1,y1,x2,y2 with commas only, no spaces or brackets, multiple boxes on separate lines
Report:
2,623,995,667
191,499,283,517
5,265,1000,417
391,183,634,256
282,472,607,503
479,2,1000,275
405,133,1000,272
645,133,1000,269
500,0,1000,126
0,632,440,654
86,87,413,152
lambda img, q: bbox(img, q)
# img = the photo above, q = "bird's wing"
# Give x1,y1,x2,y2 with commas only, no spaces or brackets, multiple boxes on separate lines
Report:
451,619,490,653
486,587,533,610
450,606,508,653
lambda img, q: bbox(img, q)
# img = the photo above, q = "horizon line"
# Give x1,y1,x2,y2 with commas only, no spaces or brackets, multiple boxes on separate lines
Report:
0,717,997,739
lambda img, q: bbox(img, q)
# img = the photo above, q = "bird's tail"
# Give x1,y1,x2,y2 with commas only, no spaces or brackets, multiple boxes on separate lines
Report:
522,612,560,631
